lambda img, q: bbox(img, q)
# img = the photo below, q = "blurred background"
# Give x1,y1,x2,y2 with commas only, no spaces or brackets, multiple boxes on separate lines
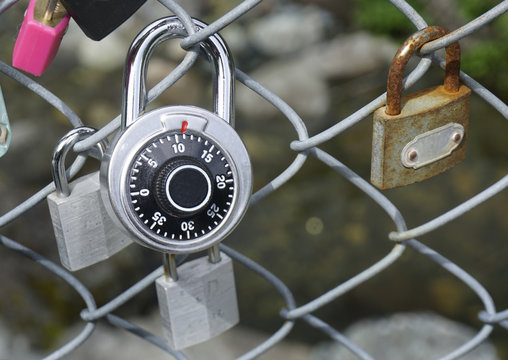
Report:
0,0,508,359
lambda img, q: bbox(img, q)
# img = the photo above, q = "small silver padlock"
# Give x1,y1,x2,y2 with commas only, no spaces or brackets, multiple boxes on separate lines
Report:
47,127,132,271
156,250,239,350
101,16,249,349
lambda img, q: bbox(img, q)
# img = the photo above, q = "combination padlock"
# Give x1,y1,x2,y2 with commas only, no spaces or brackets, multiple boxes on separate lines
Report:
47,127,132,271
12,0,70,76
371,26,471,190
100,16,252,254
0,84,11,158
100,17,250,348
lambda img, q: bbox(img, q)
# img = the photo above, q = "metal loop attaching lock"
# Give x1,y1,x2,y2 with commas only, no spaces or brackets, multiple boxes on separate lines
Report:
51,126,106,197
385,26,461,116
122,16,235,129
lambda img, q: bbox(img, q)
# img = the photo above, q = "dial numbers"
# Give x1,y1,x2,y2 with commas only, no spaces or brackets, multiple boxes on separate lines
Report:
127,130,235,242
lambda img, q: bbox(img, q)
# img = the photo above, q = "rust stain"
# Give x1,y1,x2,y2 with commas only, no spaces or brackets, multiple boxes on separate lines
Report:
371,86,471,189
385,26,461,116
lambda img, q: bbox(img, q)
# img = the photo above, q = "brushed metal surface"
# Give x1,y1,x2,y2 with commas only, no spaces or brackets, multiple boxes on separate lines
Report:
156,253,239,350
48,172,132,271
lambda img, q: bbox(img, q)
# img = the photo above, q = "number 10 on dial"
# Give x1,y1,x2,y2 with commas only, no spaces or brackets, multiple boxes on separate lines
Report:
127,128,237,245
102,107,252,254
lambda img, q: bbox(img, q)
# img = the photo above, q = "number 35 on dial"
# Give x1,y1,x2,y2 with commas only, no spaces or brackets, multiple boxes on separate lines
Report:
128,130,236,241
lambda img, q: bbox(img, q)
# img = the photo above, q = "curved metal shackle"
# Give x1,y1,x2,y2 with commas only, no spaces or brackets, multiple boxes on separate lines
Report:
385,26,461,116
122,16,235,129
51,126,107,197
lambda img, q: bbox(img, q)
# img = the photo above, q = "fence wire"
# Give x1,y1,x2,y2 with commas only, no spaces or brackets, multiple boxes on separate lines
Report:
1,0,508,359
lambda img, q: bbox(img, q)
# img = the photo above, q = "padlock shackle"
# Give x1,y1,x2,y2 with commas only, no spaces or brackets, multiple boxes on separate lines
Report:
385,26,461,116
51,126,106,197
122,16,235,129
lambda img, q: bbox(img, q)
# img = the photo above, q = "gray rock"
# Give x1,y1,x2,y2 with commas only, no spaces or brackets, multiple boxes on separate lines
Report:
237,31,396,119
247,4,332,56
59,23,127,70
300,32,397,80
310,312,499,360
236,59,330,120
0,322,40,360
62,311,311,360
221,23,251,56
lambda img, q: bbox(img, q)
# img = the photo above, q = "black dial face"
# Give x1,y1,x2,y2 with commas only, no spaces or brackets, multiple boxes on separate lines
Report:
127,130,235,243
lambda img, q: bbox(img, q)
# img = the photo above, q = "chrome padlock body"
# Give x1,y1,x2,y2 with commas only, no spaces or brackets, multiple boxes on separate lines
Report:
371,26,471,190
102,106,252,254
101,17,252,254
156,252,239,350
47,127,132,271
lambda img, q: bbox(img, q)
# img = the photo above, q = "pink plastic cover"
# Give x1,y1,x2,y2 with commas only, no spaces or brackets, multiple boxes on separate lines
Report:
12,0,70,76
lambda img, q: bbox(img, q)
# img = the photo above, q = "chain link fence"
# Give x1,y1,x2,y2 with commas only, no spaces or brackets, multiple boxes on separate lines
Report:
1,0,508,359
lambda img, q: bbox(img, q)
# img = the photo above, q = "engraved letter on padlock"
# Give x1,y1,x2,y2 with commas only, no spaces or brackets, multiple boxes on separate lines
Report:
47,127,132,271
371,26,471,189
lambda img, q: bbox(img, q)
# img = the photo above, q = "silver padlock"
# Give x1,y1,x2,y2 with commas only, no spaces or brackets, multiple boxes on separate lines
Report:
100,16,249,349
47,127,132,271
100,16,252,255
156,250,239,350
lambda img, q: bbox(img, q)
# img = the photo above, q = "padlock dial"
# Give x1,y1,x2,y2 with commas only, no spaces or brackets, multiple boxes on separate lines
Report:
128,130,236,241
102,106,252,254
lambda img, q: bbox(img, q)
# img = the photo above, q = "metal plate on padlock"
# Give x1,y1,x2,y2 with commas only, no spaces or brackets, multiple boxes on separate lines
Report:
401,122,464,169
156,253,239,350
372,85,471,189
0,85,11,158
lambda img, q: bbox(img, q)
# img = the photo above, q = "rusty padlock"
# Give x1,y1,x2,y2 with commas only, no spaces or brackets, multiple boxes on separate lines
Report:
371,26,471,190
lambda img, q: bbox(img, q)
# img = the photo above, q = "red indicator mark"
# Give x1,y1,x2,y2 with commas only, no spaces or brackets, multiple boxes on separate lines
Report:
180,120,188,134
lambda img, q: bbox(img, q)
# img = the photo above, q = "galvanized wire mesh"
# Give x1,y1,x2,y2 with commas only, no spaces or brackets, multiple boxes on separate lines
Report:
1,0,508,359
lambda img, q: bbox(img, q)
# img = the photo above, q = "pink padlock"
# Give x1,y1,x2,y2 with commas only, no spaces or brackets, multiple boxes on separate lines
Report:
12,0,70,76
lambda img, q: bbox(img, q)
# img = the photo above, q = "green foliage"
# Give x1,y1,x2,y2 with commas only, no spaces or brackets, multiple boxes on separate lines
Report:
462,40,507,78
353,0,508,97
461,8,508,97
353,0,425,37
493,12,508,39
462,40,508,97
459,0,501,20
